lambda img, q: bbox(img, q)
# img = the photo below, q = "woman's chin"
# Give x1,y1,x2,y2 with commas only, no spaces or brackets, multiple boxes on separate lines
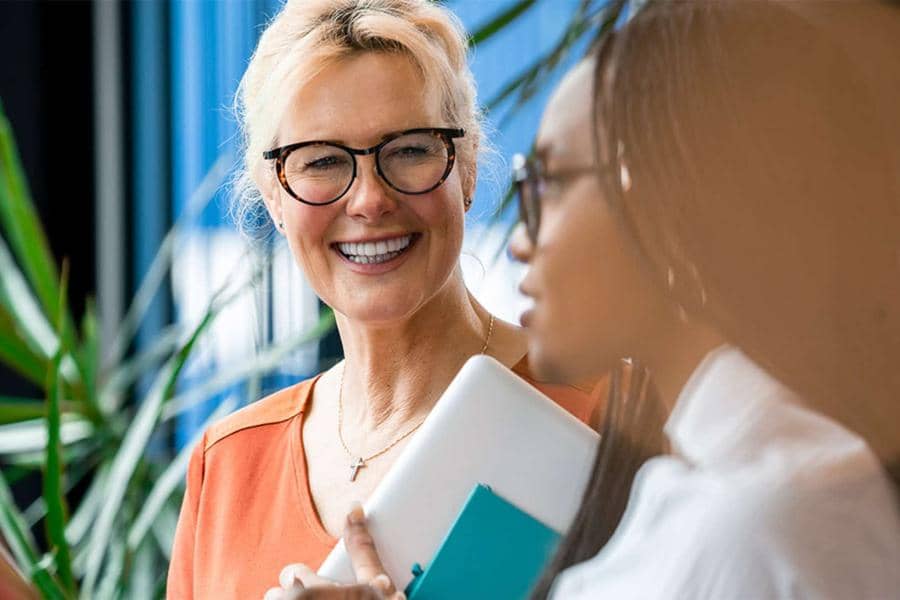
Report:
337,296,424,325
525,343,567,383
528,338,601,387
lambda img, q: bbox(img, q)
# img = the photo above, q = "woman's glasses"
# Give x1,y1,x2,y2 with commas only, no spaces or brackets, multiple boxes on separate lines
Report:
512,153,543,245
263,127,464,206
511,152,603,244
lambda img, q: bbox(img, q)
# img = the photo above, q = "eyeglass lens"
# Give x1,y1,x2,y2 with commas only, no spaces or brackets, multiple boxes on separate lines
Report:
282,131,452,204
516,162,541,243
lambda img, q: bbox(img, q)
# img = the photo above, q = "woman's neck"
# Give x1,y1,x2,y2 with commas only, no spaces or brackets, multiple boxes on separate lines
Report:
639,317,727,416
335,268,491,436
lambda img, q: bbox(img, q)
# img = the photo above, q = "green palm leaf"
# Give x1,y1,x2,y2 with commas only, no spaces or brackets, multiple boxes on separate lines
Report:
124,540,157,600
0,307,46,387
0,398,46,425
43,262,76,594
126,396,238,552
64,464,109,552
0,472,66,599
0,417,93,457
78,307,216,596
160,308,335,421
0,100,78,370
484,0,626,126
0,237,62,365
468,0,537,47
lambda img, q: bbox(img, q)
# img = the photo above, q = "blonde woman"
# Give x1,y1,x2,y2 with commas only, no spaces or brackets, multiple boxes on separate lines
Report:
166,2,604,598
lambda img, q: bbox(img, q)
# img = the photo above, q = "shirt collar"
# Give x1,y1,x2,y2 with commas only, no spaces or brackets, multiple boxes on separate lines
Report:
664,345,804,467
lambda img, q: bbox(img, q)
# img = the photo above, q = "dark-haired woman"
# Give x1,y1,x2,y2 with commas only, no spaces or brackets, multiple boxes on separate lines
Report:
511,1,900,598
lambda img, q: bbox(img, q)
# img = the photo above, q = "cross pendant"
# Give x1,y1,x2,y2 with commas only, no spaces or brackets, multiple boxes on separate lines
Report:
349,457,366,482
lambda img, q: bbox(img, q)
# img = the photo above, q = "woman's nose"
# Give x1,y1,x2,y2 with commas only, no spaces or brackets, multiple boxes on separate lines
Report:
508,222,534,263
344,160,398,221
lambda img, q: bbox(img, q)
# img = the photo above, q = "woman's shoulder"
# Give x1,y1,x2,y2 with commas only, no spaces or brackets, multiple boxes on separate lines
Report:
203,375,319,453
557,446,900,598
664,392,900,593
688,453,900,596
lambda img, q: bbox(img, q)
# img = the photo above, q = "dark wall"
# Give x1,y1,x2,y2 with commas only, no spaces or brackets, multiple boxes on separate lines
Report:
0,0,96,395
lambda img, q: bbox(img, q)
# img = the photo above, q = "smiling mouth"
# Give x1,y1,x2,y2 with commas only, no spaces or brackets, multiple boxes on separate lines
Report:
333,233,419,265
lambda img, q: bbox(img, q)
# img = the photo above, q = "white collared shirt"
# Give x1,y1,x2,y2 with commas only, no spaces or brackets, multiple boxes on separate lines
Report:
551,346,900,600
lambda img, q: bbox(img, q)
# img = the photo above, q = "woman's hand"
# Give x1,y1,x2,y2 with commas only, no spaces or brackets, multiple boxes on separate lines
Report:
264,505,404,600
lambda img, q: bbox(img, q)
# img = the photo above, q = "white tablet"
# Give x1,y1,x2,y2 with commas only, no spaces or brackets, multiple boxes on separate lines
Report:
317,355,600,589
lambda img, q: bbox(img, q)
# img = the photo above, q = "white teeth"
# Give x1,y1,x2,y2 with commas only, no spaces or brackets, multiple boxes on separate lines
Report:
345,250,403,265
337,235,413,262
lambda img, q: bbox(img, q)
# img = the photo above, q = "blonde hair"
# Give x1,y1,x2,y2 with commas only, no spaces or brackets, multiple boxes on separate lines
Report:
232,0,482,236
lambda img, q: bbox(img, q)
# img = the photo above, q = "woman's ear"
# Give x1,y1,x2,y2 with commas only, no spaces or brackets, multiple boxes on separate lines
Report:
258,164,284,231
263,193,284,232
463,161,478,209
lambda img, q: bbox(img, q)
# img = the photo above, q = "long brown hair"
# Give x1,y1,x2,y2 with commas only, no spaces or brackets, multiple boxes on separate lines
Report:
532,1,900,596
530,361,667,599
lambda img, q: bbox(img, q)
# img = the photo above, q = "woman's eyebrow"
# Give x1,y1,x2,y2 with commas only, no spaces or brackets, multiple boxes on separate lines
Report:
536,142,573,167
289,129,406,147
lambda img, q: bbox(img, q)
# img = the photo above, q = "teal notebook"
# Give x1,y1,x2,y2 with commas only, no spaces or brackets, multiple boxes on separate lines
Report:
404,484,561,600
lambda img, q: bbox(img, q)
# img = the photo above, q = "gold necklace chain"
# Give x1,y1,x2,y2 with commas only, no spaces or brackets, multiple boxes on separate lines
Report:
338,313,495,481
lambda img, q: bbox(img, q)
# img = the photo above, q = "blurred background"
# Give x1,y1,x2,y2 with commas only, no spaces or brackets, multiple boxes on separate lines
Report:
0,0,622,597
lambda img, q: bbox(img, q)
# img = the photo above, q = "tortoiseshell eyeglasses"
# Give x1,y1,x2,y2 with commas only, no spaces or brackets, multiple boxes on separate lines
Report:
263,127,465,206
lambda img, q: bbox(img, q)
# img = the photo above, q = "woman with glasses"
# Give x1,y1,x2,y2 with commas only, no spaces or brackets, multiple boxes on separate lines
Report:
510,1,900,598
166,1,603,599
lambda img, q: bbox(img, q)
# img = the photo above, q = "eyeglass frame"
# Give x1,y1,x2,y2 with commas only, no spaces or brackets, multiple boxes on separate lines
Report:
263,127,465,206
512,152,603,244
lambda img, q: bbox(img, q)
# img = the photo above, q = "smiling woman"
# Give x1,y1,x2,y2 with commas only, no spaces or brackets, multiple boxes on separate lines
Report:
262,52,470,322
165,2,605,599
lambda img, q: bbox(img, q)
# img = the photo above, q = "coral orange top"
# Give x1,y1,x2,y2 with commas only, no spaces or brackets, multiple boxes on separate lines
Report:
167,358,604,599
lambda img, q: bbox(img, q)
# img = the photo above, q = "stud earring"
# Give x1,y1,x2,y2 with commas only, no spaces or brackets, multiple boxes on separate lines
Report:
617,141,632,193
463,196,473,211
619,163,632,193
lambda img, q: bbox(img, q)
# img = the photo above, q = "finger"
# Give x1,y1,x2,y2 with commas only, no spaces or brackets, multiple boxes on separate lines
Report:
369,574,397,597
264,586,285,600
344,504,391,588
296,586,383,599
280,563,335,589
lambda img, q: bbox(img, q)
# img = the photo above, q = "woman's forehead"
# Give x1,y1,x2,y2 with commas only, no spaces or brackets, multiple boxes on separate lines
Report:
278,52,442,145
536,59,595,164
